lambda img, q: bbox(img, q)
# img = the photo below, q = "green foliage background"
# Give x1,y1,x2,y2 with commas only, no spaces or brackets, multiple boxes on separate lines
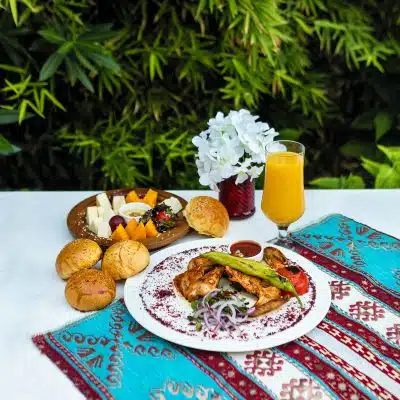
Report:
0,0,399,190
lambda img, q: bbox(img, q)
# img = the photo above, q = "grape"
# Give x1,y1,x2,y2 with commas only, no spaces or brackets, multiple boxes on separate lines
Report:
109,215,126,232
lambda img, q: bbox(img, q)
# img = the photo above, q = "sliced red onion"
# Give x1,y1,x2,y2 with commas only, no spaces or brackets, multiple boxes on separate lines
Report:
235,314,249,323
219,318,233,330
211,300,237,309
227,304,237,319
193,308,207,319
202,289,221,306
190,290,254,335
215,304,226,322
203,313,213,330
225,311,242,325
248,306,256,316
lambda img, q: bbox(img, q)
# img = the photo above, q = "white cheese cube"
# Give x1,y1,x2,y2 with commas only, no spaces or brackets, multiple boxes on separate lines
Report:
96,193,112,210
97,206,104,219
89,216,102,234
97,221,111,238
112,195,126,213
161,197,182,214
103,207,115,222
86,206,98,227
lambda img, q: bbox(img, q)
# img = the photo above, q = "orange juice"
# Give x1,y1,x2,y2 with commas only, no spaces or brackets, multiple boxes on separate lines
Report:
262,151,304,226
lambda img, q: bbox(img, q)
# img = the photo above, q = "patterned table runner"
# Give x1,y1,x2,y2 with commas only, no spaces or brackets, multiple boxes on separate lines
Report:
33,214,400,399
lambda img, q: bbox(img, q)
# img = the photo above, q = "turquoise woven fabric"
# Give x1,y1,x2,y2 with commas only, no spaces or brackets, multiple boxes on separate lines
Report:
33,214,400,400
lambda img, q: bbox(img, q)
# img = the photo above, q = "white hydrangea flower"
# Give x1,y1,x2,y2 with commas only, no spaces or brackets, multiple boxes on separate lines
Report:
230,109,278,163
192,109,278,190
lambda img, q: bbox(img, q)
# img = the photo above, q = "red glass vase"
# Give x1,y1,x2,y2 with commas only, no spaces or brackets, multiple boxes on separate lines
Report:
218,175,255,219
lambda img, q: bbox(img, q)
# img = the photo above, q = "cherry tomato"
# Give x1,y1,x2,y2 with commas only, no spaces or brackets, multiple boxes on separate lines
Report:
279,266,309,296
156,211,171,221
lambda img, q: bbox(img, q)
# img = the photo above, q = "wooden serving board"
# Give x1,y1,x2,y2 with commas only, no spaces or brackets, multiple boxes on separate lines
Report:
67,188,190,251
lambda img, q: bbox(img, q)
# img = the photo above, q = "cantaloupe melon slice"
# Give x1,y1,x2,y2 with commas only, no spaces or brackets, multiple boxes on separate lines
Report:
145,220,158,238
132,221,146,241
142,189,158,208
125,190,141,203
125,219,138,239
111,224,129,241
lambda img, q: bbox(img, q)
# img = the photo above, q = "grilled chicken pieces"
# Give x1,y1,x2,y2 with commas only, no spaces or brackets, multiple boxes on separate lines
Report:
174,256,287,316
224,266,285,316
263,247,288,270
174,256,224,301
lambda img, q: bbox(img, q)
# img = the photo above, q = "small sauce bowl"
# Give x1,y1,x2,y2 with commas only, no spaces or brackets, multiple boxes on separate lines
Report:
229,240,264,261
119,202,151,223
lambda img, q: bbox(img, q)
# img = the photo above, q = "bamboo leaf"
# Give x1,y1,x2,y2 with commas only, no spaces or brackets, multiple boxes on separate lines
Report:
65,57,77,84
39,52,65,81
21,74,32,91
228,0,238,16
86,52,120,72
232,59,246,79
85,23,114,32
79,29,119,42
57,41,75,54
38,29,65,44
279,128,301,141
9,0,19,26
18,7,32,25
57,5,83,25
100,73,114,95
74,50,98,73
149,53,157,80
340,140,378,159
19,99,44,118
293,14,313,35
344,175,365,189
310,175,365,189
33,88,40,109
0,64,26,73
19,0,40,12
41,89,66,111
0,108,34,124
18,99,28,124
361,157,382,177
74,63,94,92
3,79,20,95
75,40,104,53
0,134,20,155
375,165,400,188
309,177,340,189
374,112,392,142
315,20,346,31
196,0,207,18
378,145,400,163
154,55,163,78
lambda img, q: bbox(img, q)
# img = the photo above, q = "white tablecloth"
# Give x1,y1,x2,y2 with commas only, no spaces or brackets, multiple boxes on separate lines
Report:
0,189,399,399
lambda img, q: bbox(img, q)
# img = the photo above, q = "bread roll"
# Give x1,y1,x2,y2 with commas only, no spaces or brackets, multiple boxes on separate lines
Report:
102,240,150,280
65,269,116,311
56,239,102,279
183,196,229,237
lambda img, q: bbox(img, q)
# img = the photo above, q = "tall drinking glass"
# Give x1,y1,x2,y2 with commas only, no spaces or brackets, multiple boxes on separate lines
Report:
261,140,305,241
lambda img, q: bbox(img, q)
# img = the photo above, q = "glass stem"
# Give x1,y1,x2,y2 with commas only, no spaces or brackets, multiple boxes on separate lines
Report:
276,225,294,249
277,225,289,239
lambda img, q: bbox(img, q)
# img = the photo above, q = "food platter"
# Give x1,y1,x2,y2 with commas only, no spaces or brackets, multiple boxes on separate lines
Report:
67,188,189,250
124,239,331,352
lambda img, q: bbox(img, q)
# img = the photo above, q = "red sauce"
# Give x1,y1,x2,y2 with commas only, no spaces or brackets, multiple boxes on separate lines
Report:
230,241,261,257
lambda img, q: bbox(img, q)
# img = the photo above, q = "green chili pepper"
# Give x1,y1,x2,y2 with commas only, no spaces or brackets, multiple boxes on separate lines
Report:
202,251,303,307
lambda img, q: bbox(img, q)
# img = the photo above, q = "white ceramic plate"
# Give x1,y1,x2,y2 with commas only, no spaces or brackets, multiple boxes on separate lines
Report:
124,239,331,352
